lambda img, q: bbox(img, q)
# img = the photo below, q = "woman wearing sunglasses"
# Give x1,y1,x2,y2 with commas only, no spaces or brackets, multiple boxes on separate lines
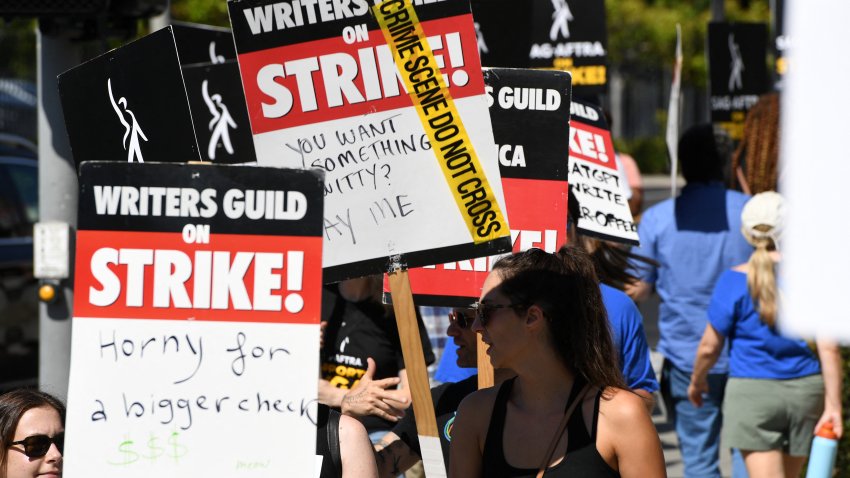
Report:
449,247,665,478
0,389,64,478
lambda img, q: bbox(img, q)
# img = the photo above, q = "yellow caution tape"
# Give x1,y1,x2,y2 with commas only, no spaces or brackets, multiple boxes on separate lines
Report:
373,0,508,243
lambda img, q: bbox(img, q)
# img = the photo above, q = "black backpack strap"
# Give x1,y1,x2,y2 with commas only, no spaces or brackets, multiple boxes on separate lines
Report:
326,408,343,478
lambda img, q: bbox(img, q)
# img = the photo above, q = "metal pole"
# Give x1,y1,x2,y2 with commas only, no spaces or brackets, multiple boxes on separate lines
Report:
712,0,725,21
36,26,83,399
149,1,172,32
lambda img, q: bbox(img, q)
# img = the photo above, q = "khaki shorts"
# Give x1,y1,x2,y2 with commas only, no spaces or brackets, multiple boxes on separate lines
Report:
723,375,824,456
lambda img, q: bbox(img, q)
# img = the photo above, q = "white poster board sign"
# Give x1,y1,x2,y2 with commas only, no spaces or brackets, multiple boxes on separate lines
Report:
65,163,324,477
568,100,639,245
228,0,511,282
780,1,850,342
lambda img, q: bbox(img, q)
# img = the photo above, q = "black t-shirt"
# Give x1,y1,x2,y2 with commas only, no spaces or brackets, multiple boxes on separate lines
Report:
392,374,479,467
320,285,435,433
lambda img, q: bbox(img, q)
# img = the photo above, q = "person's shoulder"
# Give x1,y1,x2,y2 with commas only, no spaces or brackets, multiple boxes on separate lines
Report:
713,268,748,296
640,198,674,225
458,385,499,407
598,387,649,424
456,384,499,423
643,198,674,216
600,283,635,310
726,189,751,207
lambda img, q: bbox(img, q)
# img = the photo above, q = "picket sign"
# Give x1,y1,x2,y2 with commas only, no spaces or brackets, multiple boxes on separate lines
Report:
387,270,445,476
64,162,324,477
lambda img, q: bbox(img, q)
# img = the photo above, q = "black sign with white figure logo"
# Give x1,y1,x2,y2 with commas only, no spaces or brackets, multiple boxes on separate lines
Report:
59,27,201,167
708,22,768,129
172,22,237,66
182,61,257,164
528,0,608,95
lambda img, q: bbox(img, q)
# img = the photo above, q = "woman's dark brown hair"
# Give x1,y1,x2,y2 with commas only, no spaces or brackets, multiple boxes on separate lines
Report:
0,389,66,475
491,246,626,392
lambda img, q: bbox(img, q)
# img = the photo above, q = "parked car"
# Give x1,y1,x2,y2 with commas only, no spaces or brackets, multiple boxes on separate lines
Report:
0,134,38,390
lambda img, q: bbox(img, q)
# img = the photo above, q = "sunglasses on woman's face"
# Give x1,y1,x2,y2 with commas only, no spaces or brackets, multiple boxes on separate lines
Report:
472,302,526,327
448,310,474,329
10,432,64,458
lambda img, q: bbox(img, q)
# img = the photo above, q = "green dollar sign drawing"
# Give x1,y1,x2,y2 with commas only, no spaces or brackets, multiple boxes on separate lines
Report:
107,439,139,466
167,431,188,463
141,433,164,462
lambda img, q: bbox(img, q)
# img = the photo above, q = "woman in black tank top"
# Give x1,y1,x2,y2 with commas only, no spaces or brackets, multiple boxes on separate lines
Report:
448,247,666,477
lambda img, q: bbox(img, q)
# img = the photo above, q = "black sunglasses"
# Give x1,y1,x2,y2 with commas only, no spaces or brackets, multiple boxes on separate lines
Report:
10,432,64,458
448,310,474,328
472,302,526,327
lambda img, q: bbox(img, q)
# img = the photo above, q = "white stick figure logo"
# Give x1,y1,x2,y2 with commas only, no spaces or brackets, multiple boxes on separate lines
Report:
107,78,147,163
202,79,237,160
549,0,574,41
474,22,489,55
728,33,745,91
209,41,225,64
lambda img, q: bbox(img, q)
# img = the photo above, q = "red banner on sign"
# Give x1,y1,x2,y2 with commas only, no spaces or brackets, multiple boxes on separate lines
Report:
73,230,322,324
403,177,567,304
237,14,483,133
569,120,617,170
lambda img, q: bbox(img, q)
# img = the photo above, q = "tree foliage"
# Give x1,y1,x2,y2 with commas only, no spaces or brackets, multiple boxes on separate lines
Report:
170,0,231,27
0,19,37,80
607,0,770,87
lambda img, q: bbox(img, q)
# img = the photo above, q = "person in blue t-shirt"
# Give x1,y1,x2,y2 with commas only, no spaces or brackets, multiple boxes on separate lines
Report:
628,124,753,478
688,192,843,478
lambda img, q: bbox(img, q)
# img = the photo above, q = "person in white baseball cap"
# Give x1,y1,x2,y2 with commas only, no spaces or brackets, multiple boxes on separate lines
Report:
688,191,843,478
741,190,784,254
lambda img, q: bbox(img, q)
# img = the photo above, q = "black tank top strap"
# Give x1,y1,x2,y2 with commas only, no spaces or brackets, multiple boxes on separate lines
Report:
482,377,517,471
564,376,591,453
590,388,603,441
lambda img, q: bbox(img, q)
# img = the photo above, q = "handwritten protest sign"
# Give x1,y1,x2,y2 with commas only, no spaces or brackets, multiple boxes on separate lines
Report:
228,0,511,282
401,68,572,306
708,22,768,140
568,100,638,245
65,162,323,477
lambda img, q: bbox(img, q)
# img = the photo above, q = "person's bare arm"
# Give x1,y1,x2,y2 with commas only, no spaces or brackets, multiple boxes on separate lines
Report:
319,378,348,408
373,432,422,478
815,339,844,438
688,324,724,407
338,414,379,478
601,389,666,478
340,358,408,421
625,280,653,302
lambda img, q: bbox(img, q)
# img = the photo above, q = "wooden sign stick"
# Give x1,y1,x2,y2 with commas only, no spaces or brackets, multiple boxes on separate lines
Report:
387,269,447,478
476,335,495,389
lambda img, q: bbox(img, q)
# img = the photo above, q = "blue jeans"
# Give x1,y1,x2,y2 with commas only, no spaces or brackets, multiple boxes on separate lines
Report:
662,360,726,478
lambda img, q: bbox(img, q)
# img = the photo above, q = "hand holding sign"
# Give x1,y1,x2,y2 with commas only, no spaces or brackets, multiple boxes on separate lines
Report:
341,358,409,422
